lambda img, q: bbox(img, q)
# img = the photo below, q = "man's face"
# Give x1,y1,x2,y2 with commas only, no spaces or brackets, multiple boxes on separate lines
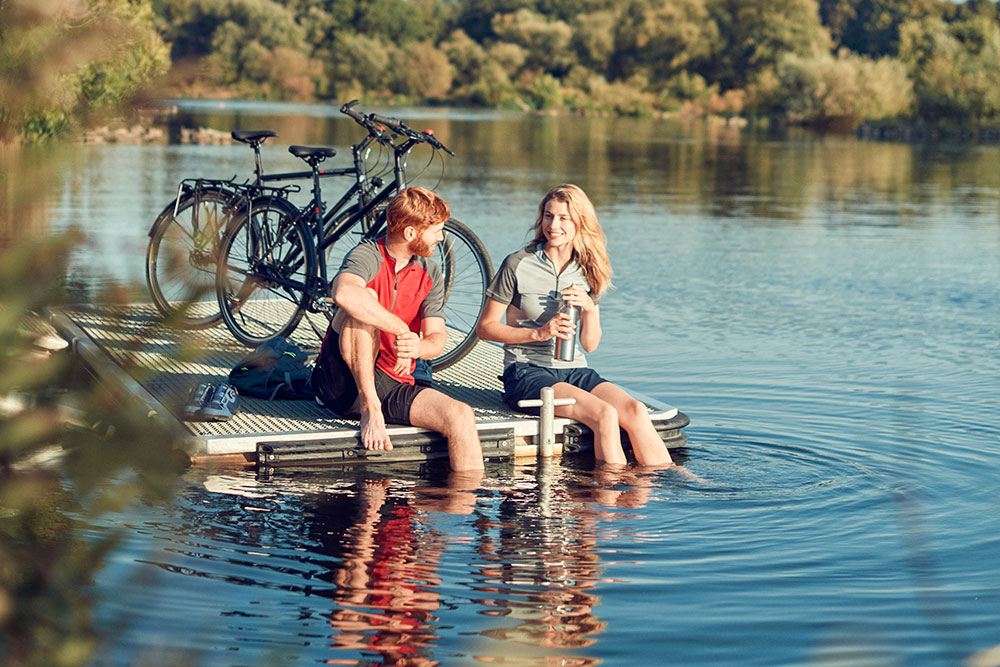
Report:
408,221,445,257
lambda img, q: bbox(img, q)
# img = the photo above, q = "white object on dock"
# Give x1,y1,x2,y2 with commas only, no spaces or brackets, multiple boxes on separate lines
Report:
518,386,576,457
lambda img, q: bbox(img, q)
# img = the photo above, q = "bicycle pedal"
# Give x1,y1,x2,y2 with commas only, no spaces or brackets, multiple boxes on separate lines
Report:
314,297,336,313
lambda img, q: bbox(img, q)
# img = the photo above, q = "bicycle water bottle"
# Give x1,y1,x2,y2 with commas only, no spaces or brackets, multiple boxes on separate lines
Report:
554,304,580,362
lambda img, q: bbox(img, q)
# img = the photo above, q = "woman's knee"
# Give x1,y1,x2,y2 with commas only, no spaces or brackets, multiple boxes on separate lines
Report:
619,397,650,424
593,399,619,430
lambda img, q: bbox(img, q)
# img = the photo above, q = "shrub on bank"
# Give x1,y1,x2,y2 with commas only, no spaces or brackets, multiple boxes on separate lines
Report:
749,49,914,128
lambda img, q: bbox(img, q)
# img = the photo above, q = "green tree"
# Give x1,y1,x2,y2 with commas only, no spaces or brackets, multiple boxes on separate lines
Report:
441,29,489,90
819,0,946,56
751,48,914,125
161,0,323,99
390,41,455,100
1,3,186,665
455,0,535,42
708,0,830,89
609,0,719,83
326,32,395,98
571,10,618,75
0,0,169,142
491,8,575,75
899,13,1000,123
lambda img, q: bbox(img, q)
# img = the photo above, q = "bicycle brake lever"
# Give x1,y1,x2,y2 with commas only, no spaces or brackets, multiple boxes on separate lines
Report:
422,129,455,156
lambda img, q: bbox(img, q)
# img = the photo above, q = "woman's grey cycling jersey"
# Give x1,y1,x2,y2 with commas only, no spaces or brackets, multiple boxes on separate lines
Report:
485,243,601,369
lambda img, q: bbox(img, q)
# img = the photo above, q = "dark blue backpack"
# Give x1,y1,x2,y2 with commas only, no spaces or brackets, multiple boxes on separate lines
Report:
229,337,314,400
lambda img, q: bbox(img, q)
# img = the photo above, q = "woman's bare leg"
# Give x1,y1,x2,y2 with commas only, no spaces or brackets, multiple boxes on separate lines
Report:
550,382,627,465
591,382,672,466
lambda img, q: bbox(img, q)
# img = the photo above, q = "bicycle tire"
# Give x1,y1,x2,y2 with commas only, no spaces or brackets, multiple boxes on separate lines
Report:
430,218,492,370
145,186,235,328
296,202,373,340
216,196,316,347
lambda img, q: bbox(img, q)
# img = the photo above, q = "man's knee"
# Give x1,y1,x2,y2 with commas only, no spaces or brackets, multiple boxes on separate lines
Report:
440,398,475,434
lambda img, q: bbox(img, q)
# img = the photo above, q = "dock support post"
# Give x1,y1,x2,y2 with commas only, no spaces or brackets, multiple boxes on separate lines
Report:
518,387,575,458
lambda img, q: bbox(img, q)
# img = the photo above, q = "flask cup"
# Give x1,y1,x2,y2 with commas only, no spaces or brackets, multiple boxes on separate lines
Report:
554,305,580,362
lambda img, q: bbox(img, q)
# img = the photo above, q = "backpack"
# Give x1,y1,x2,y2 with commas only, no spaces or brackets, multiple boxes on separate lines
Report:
229,337,314,400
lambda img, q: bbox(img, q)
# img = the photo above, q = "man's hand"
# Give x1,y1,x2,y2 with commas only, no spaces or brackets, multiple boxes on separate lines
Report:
393,331,420,375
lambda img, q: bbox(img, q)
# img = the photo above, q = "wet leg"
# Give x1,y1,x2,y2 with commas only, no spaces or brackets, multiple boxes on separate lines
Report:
591,382,672,466
550,382,627,465
409,389,484,471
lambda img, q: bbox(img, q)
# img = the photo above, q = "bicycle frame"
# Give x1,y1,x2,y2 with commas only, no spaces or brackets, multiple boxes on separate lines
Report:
310,134,422,283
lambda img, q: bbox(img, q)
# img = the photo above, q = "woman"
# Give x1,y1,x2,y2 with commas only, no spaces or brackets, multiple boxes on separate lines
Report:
476,184,673,466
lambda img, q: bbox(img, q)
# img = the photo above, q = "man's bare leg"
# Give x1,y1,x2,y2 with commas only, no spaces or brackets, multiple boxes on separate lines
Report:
338,312,392,451
408,389,484,471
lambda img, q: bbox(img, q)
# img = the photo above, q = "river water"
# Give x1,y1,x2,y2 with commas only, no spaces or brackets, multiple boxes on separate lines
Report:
46,102,1000,665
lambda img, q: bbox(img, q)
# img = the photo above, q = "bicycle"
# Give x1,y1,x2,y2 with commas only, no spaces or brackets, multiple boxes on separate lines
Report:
215,102,492,371
145,124,379,330
145,130,278,329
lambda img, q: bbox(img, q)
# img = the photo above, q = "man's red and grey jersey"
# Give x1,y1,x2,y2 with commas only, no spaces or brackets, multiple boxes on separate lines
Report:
330,236,445,384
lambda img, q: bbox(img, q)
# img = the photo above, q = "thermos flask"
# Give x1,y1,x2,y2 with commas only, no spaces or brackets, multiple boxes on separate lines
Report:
554,304,580,362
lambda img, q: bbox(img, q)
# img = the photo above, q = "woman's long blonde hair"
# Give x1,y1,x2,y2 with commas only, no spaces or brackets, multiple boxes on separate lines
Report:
531,184,613,296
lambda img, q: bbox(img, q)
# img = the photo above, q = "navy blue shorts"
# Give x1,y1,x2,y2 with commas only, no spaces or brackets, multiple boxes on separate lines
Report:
501,362,608,414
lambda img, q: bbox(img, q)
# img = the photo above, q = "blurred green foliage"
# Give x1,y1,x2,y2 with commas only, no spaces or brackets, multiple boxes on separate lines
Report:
141,0,1000,127
1,1,186,665
0,0,170,142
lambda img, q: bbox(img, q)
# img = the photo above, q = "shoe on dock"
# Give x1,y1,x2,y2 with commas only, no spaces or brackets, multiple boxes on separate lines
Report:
200,383,239,421
182,383,215,420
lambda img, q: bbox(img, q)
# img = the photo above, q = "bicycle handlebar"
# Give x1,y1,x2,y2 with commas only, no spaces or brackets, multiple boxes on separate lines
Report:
340,102,455,156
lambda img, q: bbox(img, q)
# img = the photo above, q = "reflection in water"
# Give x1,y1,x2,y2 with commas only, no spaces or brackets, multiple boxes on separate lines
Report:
48,105,1000,664
325,484,442,664
468,462,662,664
192,462,667,666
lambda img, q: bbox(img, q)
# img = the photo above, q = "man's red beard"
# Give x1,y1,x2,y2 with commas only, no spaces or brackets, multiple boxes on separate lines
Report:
408,236,435,257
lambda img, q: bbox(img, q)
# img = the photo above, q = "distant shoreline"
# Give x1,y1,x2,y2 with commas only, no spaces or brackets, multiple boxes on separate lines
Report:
80,98,1000,145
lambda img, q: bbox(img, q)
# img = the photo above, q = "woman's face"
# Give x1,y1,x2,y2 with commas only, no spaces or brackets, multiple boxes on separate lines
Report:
541,199,576,250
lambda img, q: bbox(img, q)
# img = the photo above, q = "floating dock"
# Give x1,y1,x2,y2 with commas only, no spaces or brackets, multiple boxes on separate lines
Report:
47,304,688,467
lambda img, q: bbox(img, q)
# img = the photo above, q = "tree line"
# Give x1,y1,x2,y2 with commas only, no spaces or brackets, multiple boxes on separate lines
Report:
3,0,1000,142
154,0,1000,126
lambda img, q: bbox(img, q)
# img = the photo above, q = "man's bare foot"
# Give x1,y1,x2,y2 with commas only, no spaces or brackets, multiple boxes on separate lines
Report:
359,405,392,451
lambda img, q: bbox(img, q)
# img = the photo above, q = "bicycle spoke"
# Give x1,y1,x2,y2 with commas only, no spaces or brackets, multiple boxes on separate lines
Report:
147,188,234,328
430,219,492,370
217,197,313,347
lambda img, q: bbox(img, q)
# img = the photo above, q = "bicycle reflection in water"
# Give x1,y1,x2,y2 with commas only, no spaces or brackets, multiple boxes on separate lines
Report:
307,461,670,665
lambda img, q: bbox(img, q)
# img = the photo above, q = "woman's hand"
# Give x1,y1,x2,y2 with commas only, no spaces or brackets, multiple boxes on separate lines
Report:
537,310,576,342
560,284,595,313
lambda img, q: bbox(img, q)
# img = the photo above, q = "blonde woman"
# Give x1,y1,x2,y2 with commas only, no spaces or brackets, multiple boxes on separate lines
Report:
476,184,673,466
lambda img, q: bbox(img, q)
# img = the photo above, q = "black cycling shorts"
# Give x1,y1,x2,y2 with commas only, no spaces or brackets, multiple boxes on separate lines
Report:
312,330,426,425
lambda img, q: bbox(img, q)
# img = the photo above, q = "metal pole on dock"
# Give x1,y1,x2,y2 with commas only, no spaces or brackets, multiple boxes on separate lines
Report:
518,386,575,457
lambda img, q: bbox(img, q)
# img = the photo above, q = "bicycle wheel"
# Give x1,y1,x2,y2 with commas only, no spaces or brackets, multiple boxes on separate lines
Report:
430,218,492,370
216,196,316,347
145,187,235,328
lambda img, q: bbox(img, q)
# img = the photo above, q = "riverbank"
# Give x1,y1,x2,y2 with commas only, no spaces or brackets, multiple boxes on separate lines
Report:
78,99,1000,146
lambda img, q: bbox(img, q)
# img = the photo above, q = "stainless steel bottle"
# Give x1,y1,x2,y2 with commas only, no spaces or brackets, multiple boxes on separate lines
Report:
554,305,580,362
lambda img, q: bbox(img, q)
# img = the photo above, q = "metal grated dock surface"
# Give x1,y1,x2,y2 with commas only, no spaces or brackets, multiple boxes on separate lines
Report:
47,303,685,463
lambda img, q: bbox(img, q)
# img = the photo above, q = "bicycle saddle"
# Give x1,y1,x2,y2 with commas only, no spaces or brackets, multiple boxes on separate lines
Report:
231,130,277,144
288,145,337,160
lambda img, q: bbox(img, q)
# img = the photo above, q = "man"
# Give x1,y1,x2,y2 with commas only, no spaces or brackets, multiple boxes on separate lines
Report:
312,187,484,471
